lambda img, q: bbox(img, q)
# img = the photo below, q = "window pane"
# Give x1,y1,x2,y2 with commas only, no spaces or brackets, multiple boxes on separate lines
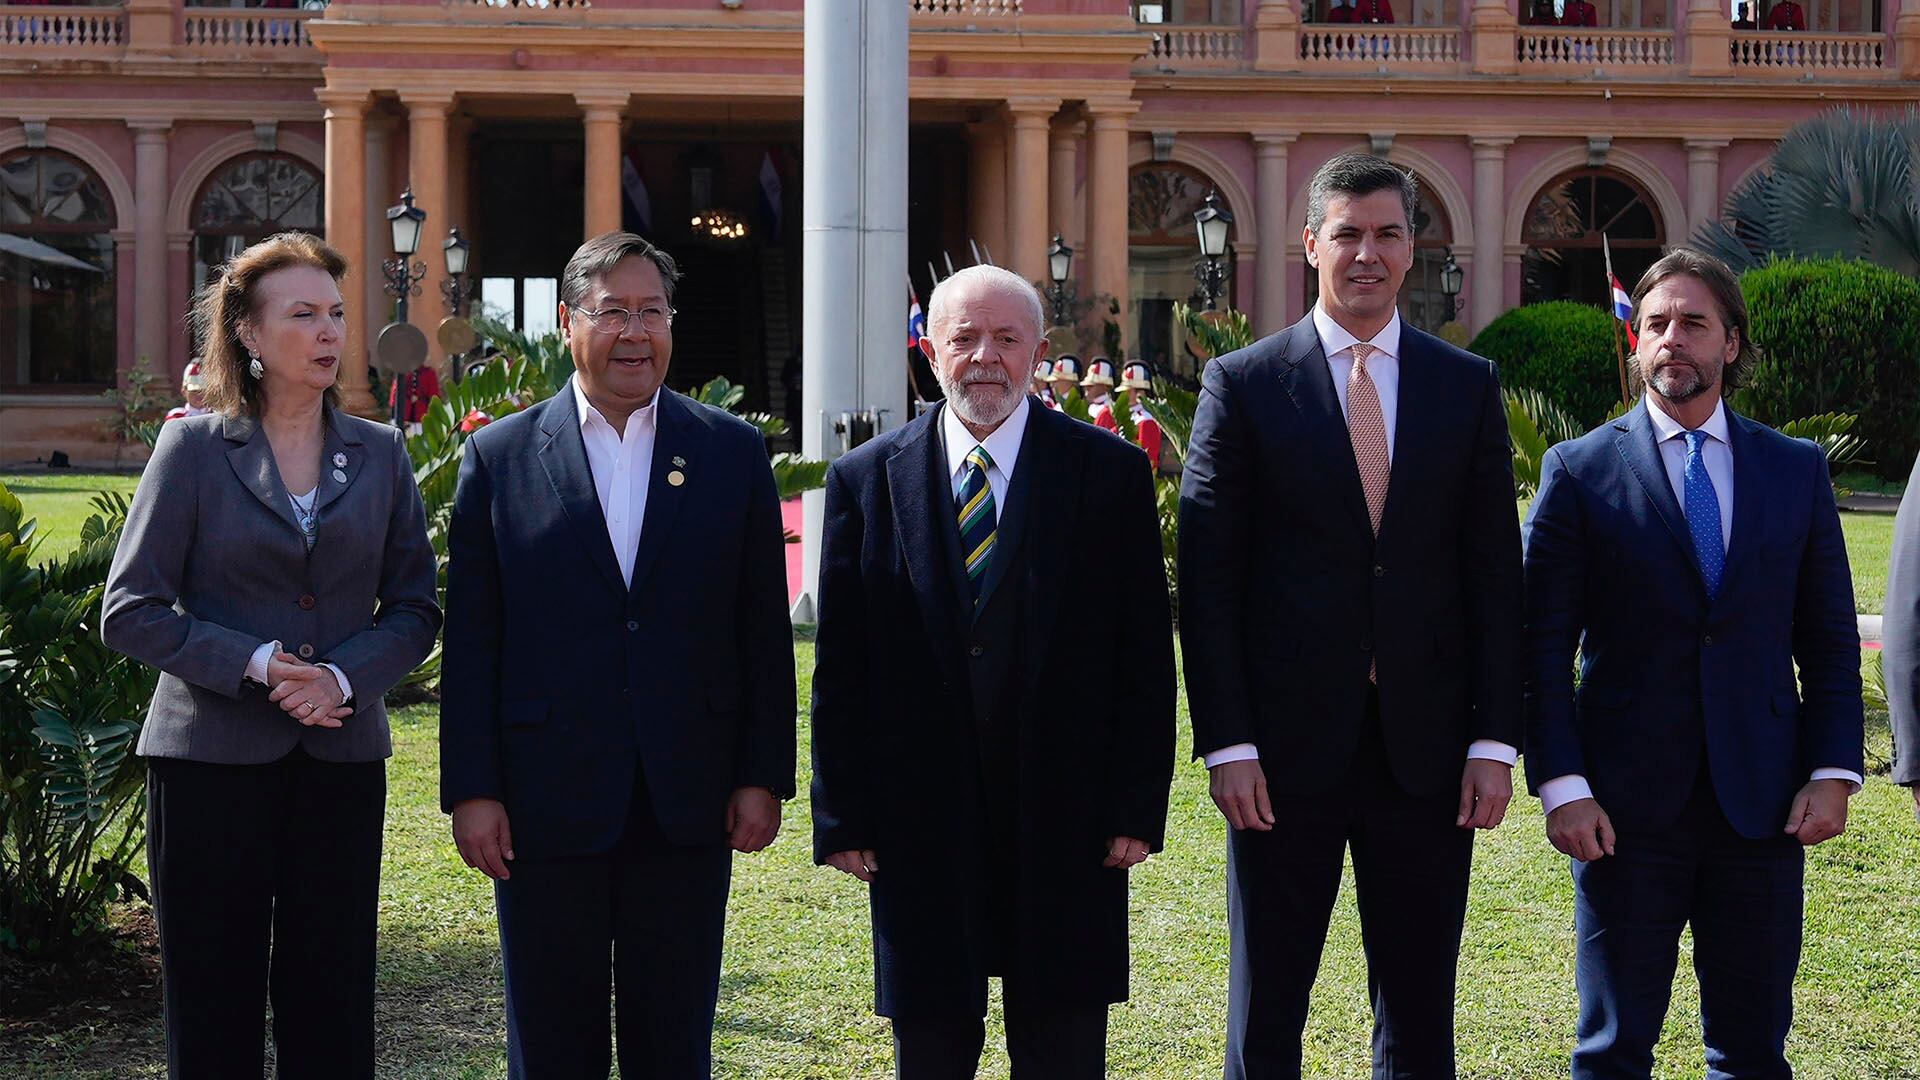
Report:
480,277,518,328
522,278,558,338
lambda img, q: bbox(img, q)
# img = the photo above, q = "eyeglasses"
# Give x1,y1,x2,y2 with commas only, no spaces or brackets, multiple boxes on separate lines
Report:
576,305,675,335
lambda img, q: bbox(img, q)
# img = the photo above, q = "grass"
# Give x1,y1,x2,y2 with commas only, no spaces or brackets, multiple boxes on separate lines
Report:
0,472,142,556
1843,510,1895,615
1836,470,1909,499
6,643,1918,1079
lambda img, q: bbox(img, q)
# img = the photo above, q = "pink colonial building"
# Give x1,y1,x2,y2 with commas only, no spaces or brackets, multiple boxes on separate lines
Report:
3,0,1916,463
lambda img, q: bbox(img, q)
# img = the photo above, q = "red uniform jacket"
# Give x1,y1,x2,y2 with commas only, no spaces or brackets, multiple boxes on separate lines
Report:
1352,0,1396,23
1764,1,1805,29
389,365,442,425
1561,0,1598,25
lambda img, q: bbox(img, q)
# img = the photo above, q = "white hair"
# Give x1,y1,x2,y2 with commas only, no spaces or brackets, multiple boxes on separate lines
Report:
925,264,1045,340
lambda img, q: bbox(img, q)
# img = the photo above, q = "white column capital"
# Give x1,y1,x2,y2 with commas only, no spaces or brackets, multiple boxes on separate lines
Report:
1083,100,1141,121
315,87,371,113
397,91,456,116
128,120,172,139
1253,132,1300,150
1684,137,1731,154
1470,135,1515,154
1005,98,1063,124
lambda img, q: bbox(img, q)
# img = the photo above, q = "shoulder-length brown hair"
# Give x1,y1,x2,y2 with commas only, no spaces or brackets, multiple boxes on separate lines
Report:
193,232,349,417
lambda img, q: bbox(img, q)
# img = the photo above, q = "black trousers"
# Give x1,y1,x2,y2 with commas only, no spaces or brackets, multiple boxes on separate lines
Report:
145,746,387,1080
495,770,733,1079
1570,769,1803,1080
892,990,1108,1080
1224,694,1475,1080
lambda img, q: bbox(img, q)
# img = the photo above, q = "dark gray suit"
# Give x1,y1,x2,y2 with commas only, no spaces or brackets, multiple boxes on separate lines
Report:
1889,453,1920,788
102,406,439,1078
105,409,440,763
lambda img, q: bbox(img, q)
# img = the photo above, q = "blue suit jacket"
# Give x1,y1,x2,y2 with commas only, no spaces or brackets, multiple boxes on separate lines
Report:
1521,402,1863,839
438,382,796,856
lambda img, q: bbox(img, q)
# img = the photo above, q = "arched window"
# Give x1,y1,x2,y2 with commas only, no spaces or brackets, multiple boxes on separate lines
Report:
1521,167,1664,308
1,149,118,387
1128,162,1236,379
191,152,324,298
1303,179,1456,333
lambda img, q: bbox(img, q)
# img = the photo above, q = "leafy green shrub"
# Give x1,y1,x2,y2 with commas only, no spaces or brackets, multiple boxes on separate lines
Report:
1469,302,1626,428
1505,388,1585,500
1735,258,1920,479
0,484,155,959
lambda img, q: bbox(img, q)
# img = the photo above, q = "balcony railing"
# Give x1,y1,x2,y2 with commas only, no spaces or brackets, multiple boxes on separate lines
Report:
0,5,125,52
1299,25,1463,69
1517,27,1675,67
1731,31,1884,74
182,8,318,53
1144,24,1244,69
911,0,1023,14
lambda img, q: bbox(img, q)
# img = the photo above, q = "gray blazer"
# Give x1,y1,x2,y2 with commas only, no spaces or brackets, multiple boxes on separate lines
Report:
104,407,441,764
1888,452,1920,787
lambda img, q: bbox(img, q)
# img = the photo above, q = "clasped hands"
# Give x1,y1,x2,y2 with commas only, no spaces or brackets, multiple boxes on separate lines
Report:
825,836,1152,884
1209,757,1513,832
265,651,350,728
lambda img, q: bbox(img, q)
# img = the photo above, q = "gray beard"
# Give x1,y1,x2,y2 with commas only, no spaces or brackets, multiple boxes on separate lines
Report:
940,377,1018,429
1647,363,1713,405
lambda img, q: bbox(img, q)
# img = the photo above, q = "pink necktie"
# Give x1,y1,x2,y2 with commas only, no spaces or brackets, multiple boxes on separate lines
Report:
1347,342,1390,684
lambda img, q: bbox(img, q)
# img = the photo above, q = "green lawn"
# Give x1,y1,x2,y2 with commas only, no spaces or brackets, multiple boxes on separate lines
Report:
7,643,1917,1078
1843,510,1896,615
0,472,142,556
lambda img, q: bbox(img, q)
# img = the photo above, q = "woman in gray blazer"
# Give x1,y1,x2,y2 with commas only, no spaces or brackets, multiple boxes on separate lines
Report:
103,232,440,1079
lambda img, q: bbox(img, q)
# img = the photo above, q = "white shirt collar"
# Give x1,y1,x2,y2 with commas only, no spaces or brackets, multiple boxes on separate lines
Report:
1643,395,1729,445
1312,302,1401,361
942,395,1030,481
571,375,660,437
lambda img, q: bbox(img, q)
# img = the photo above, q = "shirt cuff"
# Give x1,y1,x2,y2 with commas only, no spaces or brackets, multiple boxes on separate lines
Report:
1466,740,1518,766
1811,767,1863,793
319,663,354,704
245,641,280,686
1538,774,1595,817
1202,742,1260,769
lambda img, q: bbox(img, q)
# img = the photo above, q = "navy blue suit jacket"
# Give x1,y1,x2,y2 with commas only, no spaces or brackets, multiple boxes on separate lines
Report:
439,382,796,857
1522,402,1863,840
1178,315,1524,798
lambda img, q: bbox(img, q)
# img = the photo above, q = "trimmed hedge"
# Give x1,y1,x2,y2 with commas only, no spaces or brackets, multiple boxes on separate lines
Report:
1736,258,1920,479
1469,301,1625,429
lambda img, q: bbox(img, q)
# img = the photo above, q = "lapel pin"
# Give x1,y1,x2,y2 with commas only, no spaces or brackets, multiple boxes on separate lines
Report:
333,452,347,468
332,468,348,483
667,470,686,487
672,456,686,468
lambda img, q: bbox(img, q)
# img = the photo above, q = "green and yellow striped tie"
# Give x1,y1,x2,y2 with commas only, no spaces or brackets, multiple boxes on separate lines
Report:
957,445,996,603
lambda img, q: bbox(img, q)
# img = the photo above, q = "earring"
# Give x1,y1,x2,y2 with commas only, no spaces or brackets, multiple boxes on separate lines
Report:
247,353,264,380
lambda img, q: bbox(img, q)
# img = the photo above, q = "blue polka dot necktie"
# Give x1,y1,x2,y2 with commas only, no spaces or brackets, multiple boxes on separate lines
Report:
1682,429,1724,598
957,446,997,604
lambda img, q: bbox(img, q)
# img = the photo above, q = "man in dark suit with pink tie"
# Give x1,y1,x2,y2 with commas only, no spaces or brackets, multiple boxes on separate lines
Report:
1180,153,1524,1079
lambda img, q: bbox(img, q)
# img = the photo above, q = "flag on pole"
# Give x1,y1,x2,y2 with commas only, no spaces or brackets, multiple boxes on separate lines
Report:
621,148,653,236
1602,233,1637,349
908,281,927,349
757,150,784,240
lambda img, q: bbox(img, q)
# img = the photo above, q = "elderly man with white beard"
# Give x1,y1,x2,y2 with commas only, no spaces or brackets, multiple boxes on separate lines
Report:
809,265,1176,1079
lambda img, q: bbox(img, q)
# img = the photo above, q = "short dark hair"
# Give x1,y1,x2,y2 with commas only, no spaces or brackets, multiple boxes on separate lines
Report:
1305,153,1419,236
1629,246,1760,393
561,231,682,308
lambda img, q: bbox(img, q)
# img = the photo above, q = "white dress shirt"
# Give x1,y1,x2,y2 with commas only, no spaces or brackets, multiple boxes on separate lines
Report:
1536,397,1863,814
942,396,1029,519
573,376,660,586
1205,304,1517,771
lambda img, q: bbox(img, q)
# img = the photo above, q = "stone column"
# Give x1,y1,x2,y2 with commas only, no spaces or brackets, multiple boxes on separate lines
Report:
321,88,376,416
362,110,394,333
1684,138,1728,237
578,93,627,241
1469,136,1512,335
1085,101,1136,352
1685,0,1733,76
1049,112,1084,252
1252,0,1302,71
966,116,1008,264
129,121,170,372
1470,0,1519,74
1899,0,1920,79
1254,133,1296,337
1004,98,1060,285
401,91,454,370
447,113,472,245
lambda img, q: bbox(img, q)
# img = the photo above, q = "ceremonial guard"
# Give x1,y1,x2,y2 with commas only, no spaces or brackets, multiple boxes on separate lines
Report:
1119,361,1163,472
388,361,442,435
1325,0,1357,20
1049,354,1083,408
1033,359,1061,410
162,359,210,422
1764,0,1806,28
1561,0,1597,25
1353,0,1395,22
1080,358,1119,433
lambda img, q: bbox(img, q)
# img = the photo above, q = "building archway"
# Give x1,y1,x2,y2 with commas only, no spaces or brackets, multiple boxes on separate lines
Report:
1519,166,1666,307
1,148,120,388
1126,160,1239,379
188,152,326,303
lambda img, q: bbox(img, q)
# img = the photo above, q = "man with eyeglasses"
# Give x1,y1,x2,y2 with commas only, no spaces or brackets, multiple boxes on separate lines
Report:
441,231,796,1077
